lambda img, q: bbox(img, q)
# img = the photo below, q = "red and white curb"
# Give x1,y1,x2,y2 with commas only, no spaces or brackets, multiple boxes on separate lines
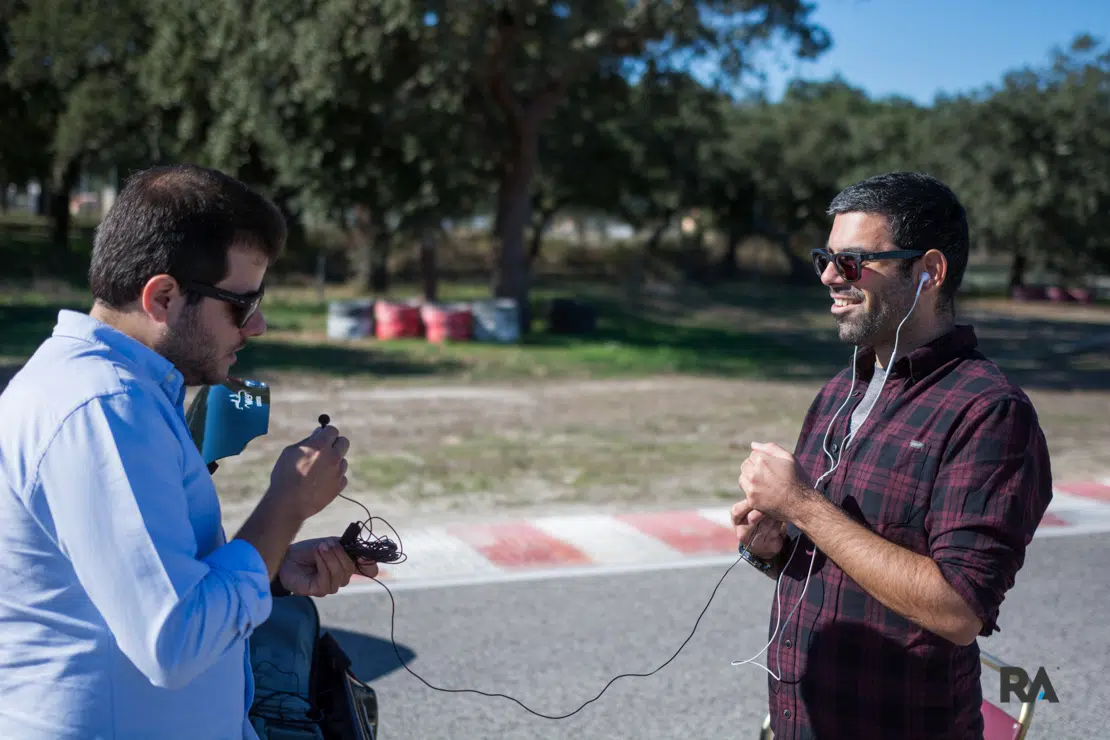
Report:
344,480,1110,592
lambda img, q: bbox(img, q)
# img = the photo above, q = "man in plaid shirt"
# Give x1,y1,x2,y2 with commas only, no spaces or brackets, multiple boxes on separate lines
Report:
731,172,1053,739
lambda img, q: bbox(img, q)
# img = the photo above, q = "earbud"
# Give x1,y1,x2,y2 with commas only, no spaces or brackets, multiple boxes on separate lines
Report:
919,272,929,287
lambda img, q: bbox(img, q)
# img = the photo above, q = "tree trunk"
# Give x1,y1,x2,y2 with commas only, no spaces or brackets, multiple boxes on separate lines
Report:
645,215,671,254
421,227,438,303
273,194,307,266
492,121,539,334
719,224,742,279
49,159,81,261
683,226,708,283
775,232,809,283
1009,252,1027,293
349,205,377,292
369,230,391,294
528,208,555,263
37,178,50,216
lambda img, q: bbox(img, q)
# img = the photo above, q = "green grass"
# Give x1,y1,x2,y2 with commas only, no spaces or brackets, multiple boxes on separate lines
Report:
1,278,842,385
233,283,841,382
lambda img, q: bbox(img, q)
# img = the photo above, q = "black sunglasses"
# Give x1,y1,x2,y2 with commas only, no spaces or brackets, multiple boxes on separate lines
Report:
811,248,924,282
184,280,265,328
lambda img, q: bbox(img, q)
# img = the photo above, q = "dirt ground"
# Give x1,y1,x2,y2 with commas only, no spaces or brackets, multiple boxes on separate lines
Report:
211,372,1110,540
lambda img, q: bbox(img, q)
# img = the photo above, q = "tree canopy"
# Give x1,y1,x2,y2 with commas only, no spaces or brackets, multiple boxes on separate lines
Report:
2,4,1108,318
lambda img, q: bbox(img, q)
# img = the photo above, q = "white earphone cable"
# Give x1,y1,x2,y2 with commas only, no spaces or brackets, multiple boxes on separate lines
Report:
732,272,929,680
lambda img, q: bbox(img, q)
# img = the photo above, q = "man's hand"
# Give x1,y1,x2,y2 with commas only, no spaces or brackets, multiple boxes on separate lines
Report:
738,441,815,524
278,537,379,597
234,423,352,581
731,498,787,560
269,424,351,520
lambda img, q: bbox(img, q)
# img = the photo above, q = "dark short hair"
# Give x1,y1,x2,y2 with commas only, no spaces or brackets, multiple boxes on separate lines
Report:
827,171,969,308
89,164,286,309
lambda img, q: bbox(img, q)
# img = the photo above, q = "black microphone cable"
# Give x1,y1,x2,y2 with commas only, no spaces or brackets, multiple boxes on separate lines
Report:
336,492,744,721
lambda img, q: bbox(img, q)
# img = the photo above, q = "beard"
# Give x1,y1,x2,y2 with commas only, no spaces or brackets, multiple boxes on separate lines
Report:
154,305,227,386
835,271,917,349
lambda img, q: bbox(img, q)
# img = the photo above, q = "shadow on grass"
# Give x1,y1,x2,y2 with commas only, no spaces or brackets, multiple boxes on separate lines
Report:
0,303,466,389
526,283,1110,391
3,285,1110,392
961,312,1110,391
522,298,848,380
233,340,466,378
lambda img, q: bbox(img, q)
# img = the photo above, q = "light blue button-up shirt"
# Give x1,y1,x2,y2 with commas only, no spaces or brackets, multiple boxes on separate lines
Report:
0,310,273,739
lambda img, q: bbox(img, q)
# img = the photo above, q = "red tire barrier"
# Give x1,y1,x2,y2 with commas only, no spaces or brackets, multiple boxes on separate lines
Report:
1046,286,1074,303
420,304,472,343
1011,285,1046,302
1067,287,1094,304
374,301,422,339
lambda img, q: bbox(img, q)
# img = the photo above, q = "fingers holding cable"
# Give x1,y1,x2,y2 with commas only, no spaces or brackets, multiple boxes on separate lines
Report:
732,496,785,561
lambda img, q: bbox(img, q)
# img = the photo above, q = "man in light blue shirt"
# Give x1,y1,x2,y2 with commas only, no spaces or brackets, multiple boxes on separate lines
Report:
0,164,373,739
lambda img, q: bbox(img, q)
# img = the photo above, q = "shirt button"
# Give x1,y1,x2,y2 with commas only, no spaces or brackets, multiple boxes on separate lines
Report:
784,639,792,648
830,442,839,453
783,709,792,719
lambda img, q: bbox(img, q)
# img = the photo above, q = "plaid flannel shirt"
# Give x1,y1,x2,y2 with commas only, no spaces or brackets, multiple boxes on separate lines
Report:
766,325,1053,740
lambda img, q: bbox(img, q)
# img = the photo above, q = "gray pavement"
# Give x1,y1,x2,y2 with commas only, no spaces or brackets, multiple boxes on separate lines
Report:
315,531,1109,739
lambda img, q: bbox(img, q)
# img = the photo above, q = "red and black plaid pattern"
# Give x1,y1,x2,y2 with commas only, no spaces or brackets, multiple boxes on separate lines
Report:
766,325,1053,740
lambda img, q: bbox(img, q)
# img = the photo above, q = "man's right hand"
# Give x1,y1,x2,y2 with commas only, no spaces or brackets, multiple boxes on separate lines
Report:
269,424,351,520
732,497,786,560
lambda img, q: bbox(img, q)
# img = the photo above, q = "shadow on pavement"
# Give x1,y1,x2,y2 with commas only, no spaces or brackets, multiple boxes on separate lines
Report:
325,626,418,684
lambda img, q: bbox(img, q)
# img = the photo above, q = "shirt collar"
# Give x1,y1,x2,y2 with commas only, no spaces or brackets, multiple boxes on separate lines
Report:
855,324,979,383
52,309,185,403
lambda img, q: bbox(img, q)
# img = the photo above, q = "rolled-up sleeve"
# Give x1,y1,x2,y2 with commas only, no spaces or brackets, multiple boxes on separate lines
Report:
29,389,273,690
926,396,1053,636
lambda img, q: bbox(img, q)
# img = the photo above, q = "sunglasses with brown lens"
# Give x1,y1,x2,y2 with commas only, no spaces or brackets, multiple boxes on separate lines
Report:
811,248,924,282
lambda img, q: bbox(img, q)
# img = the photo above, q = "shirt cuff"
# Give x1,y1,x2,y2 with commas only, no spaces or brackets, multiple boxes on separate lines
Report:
203,539,273,629
935,556,999,636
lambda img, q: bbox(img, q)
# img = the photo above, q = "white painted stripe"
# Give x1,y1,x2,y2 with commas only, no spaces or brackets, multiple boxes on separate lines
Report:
529,514,685,565
335,552,747,596
380,527,502,581
1034,520,1110,539
704,493,1110,519
1048,490,1110,513
696,507,735,530
350,510,1110,592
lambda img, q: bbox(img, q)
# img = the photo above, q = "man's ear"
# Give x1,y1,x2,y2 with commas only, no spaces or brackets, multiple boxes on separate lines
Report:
140,274,181,325
921,249,947,291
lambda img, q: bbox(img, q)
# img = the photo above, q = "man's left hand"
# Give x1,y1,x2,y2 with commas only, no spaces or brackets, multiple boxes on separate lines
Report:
277,537,377,597
738,442,814,523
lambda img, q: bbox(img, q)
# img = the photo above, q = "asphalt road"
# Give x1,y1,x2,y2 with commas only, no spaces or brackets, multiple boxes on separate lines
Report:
316,532,1109,739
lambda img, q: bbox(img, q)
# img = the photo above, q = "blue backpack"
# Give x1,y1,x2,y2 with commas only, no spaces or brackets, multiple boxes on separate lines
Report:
248,593,379,740
187,379,380,739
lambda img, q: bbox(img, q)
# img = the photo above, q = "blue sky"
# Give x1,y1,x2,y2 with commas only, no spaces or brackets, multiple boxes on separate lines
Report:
754,0,1110,104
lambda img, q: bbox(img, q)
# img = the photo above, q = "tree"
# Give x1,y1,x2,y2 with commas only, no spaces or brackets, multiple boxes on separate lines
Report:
926,34,1110,284
142,0,493,293
5,0,156,253
421,0,830,330
716,79,882,280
